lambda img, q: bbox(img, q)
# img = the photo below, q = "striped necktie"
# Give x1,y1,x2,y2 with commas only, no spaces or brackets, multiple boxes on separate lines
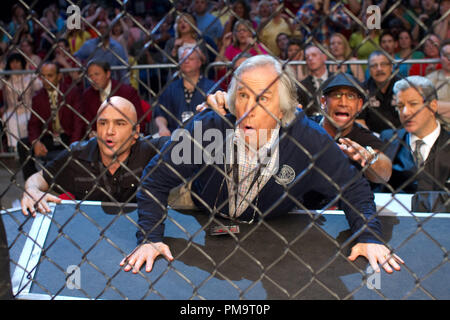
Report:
413,139,425,166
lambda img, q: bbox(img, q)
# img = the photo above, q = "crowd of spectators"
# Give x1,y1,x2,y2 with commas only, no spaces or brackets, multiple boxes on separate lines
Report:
0,1,448,296
0,0,448,192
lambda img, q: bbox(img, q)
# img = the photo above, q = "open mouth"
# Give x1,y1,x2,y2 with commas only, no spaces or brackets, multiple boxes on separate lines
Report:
105,139,115,148
334,111,350,120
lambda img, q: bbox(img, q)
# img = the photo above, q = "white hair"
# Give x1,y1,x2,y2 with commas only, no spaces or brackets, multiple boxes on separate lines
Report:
226,55,298,127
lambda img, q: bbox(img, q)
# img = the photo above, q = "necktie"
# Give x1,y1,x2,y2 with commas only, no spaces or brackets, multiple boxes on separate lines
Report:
413,139,425,166
316,78,323,90
49,90,63,135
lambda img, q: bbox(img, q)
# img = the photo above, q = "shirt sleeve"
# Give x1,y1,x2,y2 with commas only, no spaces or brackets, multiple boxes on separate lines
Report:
42,149,71,187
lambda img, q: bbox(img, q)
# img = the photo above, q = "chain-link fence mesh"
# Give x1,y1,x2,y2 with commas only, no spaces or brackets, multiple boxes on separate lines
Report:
0,0,449,300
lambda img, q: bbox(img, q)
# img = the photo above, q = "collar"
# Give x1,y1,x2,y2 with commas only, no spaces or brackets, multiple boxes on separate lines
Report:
233,124,280,162
98,80,112,103
409,120,441,149
46,84,60,95
76,137,140,164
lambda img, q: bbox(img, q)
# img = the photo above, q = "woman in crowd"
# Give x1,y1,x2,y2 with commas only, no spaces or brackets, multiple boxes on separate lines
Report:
286,37,308,82
409,34,442,76
218,19,267,63
19,38,42,70
110,16,130,58
329,32,365,83
222,0,257,36
164,12,208,63
276,32,290,60
0,54,41,152
396,29,424,76
349,13,380,72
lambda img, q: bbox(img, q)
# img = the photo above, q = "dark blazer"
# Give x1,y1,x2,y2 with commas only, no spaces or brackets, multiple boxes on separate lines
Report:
297,73,333,116
28,82,83,143
380,128,450,193
79,79,143,135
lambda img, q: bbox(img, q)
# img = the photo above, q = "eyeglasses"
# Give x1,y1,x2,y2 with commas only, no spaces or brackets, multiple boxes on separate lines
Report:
369,62,391,69
328,91,359,100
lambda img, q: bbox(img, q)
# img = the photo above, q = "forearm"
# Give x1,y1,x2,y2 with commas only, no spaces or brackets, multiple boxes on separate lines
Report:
364,152,392,183
341,178,382,243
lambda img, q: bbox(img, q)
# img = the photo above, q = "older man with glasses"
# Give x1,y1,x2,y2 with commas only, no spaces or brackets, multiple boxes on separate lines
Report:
356,51,402,134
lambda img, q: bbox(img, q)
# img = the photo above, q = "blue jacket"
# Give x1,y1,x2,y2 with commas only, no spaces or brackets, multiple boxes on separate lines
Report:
380,128,450,193
137,110,382,244
153,77,218,132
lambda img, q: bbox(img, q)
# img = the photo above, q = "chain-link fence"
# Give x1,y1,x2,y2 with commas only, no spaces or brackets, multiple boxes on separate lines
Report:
0,0,449,300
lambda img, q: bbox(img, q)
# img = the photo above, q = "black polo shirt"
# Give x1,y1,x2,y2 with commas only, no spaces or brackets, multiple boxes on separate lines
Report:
358,76,402,134
311,117,384,168
42,137,168,203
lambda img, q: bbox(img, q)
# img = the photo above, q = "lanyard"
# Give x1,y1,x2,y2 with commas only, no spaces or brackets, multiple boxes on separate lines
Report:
214,142,264,224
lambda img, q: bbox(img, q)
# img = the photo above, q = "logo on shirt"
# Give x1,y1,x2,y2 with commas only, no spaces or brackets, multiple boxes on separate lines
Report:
274,165,295,186
369,96,380,108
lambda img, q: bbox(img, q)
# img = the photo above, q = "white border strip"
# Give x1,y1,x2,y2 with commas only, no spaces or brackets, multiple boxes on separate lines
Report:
11,206,54,296
288,209,450,218
15,292,90,300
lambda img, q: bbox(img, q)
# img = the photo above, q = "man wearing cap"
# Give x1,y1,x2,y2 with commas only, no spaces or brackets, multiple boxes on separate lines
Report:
319,73,393,185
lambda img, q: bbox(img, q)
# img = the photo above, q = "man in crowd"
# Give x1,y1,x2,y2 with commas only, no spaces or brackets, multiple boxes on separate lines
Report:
426,39,450,126
79,60,144,137
121,55,403,275
192,0,223,44
17,61,83,180
74,20,129,83
357,51,402,134
154,47,217,137
319,73,392,185
20,97,165,216
379,31,408,78
380,76,449,193
297,44,332,116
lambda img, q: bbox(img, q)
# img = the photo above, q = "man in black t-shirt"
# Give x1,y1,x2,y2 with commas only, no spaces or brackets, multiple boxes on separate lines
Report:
303,73,393,209
20,96,168,216
318,73,392,184
357,51,402,134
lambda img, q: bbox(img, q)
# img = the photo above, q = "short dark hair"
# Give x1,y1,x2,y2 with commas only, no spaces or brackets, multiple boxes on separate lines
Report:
86,59,111,73
57,38,69,48
287,37,303,49
380,30,396,42
41,60,60,74
397,29,412,41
